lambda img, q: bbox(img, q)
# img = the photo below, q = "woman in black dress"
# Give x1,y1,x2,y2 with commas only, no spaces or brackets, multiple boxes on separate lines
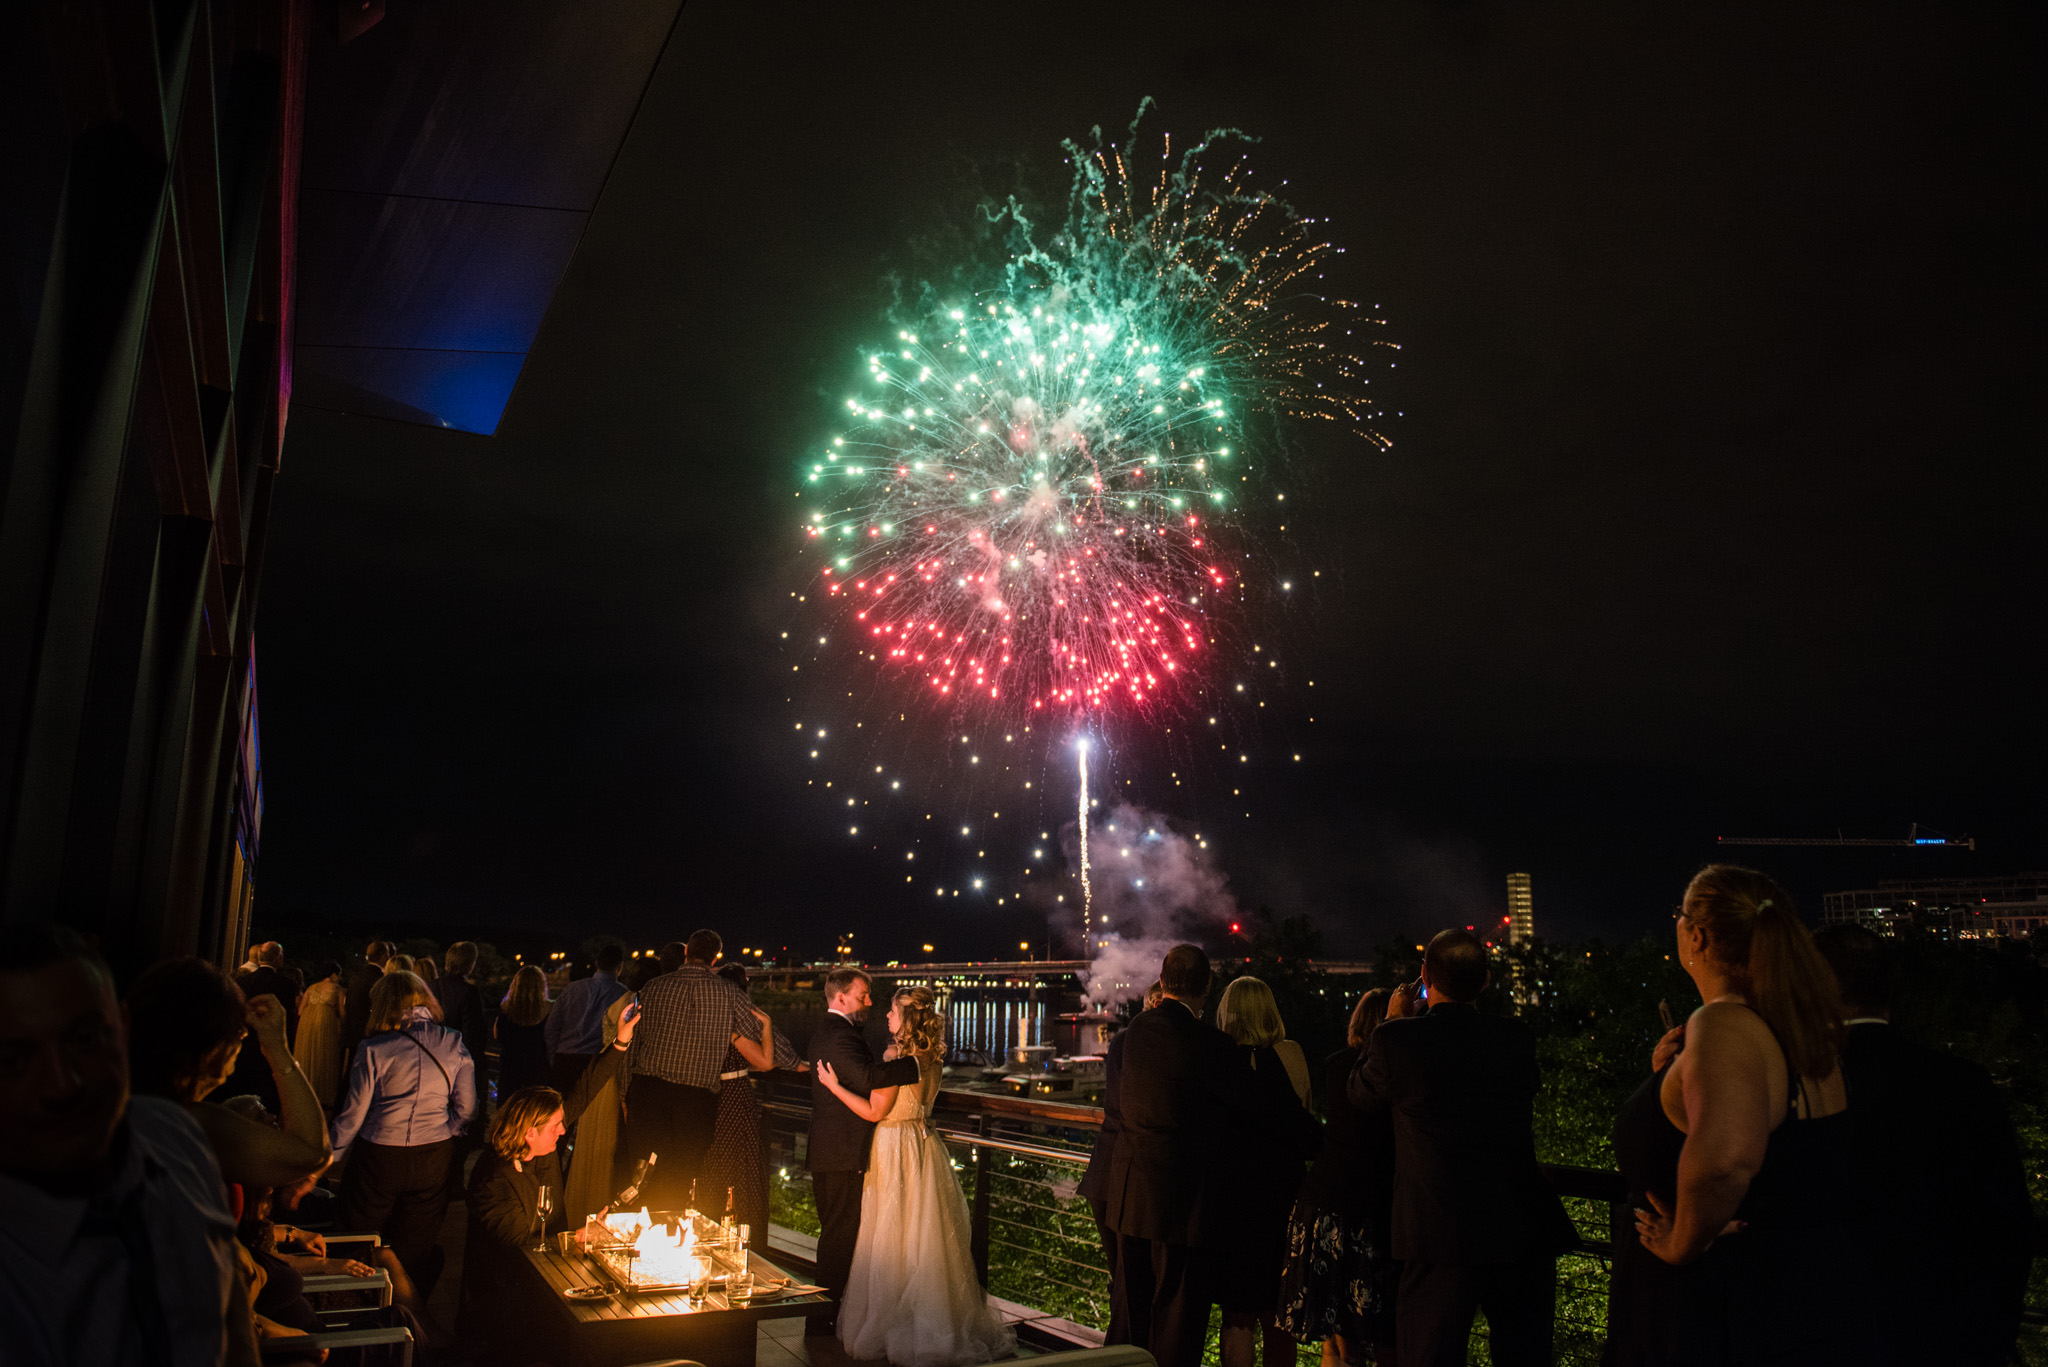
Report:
493,964,552,1100
1606,865,1872,1365
1278,988,1396,1366
1214,975,1318,1367
696,963,799,1237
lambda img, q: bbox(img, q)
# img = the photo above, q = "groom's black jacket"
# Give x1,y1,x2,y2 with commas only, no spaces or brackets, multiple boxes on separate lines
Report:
807,1011,921,1173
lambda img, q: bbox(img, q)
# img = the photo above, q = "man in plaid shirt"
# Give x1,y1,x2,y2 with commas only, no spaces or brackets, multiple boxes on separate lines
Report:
622,928,774,1210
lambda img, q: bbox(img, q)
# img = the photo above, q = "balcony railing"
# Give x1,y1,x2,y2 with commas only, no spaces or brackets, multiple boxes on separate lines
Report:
756,1075,2047,1365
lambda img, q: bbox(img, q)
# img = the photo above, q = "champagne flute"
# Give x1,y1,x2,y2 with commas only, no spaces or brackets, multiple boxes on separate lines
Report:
532,1184,553,1253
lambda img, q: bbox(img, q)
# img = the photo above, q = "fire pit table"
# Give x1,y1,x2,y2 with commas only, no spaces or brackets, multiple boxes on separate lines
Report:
513,1224,827,1367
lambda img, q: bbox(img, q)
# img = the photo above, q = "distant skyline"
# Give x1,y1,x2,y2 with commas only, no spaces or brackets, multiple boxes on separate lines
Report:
257,3,2043,959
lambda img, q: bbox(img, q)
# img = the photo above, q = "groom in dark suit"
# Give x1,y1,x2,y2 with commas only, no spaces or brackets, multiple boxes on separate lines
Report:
805,966,921,1336
1350,929,1573,1367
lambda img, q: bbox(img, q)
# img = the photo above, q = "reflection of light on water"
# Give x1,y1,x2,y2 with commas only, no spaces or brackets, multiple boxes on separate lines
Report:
948,996,1045,1059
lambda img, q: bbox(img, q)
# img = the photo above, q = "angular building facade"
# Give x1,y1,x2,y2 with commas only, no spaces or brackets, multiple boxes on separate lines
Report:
1,1,304,978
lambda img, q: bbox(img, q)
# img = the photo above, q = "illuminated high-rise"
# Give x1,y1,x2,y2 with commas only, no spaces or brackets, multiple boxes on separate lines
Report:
1507,873,1535,945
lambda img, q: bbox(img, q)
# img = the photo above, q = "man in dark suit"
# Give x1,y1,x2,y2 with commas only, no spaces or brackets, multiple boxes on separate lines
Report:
342,939,392,1059
1079,980,1163,1345
805,965,921,1336
1350,929,1571,1367
1814,925,2032,1365
1105,945,1287,1367
217,941,298,1113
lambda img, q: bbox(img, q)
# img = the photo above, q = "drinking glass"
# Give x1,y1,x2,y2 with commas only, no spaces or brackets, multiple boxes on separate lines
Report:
728,1270,754,1304
532,1185,553,1253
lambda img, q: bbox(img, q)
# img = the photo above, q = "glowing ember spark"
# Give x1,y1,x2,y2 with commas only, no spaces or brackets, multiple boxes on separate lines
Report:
799,102,1390,730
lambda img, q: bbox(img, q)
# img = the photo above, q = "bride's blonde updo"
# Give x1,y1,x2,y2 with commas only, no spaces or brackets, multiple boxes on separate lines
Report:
892,985,945,1060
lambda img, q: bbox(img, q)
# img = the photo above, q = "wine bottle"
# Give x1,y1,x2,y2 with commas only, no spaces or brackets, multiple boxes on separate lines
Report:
611,1152,656,1209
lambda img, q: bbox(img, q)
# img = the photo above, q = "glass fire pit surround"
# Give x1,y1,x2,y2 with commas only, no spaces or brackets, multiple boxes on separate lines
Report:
586,1209,749,1295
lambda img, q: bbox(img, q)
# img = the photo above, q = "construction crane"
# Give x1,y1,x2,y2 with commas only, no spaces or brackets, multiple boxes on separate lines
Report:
1716,823,1975,851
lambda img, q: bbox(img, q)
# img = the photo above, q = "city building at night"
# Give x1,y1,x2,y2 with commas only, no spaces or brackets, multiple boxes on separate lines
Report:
1507,871,1535,945
1821,873,2048,941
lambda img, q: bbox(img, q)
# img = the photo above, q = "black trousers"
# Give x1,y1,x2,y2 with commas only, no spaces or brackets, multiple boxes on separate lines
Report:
1396,1255,1556,1367
809,1167,866,1332
1116,1234,1214,1367
338,1138,453,1294
619,1074,720,1211
1088,1198,1131,1344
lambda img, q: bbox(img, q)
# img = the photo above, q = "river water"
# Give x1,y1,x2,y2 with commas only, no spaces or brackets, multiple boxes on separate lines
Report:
763,980,1085,1063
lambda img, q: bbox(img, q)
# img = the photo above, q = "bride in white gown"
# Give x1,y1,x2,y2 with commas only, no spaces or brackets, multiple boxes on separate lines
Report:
816,986,1016,1367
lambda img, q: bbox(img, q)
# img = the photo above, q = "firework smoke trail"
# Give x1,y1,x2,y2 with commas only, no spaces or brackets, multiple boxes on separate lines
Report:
1078,740,1094,941
799,101,1392,732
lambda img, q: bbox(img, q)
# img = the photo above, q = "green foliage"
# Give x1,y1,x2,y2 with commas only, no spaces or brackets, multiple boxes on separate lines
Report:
767,1165,821,1238
1515,935,1698,1168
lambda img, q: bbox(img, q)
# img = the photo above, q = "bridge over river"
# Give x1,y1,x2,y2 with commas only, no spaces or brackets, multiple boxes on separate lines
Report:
749,957,1378,992
751,958,1378,1063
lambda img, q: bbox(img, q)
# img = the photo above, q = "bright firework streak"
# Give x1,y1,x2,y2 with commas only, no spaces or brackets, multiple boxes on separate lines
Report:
799,103,1391,731
1077,739,1094,941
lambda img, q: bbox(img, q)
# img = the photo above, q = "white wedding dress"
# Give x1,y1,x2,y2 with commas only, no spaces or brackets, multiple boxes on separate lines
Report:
839,1065,1016,1366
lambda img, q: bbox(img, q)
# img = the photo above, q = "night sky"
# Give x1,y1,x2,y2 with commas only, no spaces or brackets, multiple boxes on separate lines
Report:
257,3,2044,959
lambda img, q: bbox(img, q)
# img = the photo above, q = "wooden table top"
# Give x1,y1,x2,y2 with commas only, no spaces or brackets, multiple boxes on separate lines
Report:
523,1242,827,1326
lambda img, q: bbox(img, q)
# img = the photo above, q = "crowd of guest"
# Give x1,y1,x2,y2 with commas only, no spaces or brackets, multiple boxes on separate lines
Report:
0,925,804,1366
1083,863,2035,1367
1,864,2034,1367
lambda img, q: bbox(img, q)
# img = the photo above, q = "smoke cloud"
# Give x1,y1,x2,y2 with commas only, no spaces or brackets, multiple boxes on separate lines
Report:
1059,802,1239,1004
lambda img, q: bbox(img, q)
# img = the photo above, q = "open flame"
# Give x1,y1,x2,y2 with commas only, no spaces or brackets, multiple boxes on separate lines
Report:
595,1208,734,1290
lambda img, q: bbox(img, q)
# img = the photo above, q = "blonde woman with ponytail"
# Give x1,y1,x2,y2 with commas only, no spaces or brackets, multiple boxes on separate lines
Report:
815,986,1014,1366
1607,865,1873,1363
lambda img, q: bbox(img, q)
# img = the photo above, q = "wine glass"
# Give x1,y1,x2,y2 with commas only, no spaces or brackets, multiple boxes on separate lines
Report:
532,1184,553,1253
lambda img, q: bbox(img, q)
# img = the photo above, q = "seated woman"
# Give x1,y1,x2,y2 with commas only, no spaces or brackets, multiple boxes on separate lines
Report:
125,956,333,1187
460,1001,640,1353
236,1183,428,1364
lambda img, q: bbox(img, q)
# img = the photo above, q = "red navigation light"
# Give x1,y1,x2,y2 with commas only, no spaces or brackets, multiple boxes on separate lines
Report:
1229,921,1242,935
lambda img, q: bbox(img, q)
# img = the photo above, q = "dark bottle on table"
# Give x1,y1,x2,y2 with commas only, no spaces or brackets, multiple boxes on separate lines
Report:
612,1153,656,1209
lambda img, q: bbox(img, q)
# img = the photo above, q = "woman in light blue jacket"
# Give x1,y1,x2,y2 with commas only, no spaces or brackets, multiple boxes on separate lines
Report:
330,970,477,1291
